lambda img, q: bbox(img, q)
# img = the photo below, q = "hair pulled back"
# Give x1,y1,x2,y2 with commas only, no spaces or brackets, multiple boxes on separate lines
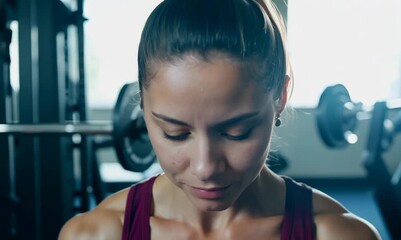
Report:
138,0,291,100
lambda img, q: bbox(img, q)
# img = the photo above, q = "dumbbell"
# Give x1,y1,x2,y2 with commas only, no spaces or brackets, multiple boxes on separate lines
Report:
315,84,401,149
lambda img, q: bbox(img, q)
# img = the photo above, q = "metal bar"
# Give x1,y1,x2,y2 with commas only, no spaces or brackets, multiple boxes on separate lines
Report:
0,1,12,238
332,100,400,129
76,0,86,120
0,123,112,134
355,100,401,121
76,0,92,211
361,99,401,112
16,0,42,238
37,0,76,238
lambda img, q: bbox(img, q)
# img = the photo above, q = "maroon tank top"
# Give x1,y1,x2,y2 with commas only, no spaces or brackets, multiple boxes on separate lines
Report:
122,176,315,240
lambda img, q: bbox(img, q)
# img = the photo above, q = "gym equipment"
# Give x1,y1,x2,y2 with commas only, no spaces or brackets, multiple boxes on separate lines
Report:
316,84,359,148
0,82,156,173
112,83,156,172
0,2,15,240
315,84,401,240
316,84,401,148
0,1,135,239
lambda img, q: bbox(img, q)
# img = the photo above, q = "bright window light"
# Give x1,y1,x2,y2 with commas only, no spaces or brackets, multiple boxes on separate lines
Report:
84,0,162,108
287,0,401,108
84,0,401,109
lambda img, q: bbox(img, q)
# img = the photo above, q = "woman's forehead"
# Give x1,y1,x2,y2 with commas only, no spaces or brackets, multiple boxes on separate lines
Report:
149,55,250,92
148,52,266,87
142,56,274,120
155,51,242,67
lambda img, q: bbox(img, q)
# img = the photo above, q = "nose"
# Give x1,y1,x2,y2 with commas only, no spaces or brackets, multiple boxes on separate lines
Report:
190,135,226,181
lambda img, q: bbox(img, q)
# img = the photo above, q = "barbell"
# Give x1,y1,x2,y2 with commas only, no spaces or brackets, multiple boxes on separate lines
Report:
315,84,401,149
0,81,156,172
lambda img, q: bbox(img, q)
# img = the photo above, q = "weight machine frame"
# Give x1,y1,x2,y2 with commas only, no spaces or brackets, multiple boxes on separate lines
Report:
0,1,14,239
363,102,401,240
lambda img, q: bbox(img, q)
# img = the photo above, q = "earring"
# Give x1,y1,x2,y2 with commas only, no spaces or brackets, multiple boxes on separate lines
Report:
275,116,281,127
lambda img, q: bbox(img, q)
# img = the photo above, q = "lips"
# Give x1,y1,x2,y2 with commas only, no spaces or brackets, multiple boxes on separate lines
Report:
189,185,231,199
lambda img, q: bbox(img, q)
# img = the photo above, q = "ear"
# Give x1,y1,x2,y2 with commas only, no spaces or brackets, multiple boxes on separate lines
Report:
275,75,290,114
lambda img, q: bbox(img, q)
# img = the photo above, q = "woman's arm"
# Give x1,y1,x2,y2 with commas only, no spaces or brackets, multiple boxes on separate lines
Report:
58,188,129,240
312,189,381,240
58,208,123,240
315,213,381,240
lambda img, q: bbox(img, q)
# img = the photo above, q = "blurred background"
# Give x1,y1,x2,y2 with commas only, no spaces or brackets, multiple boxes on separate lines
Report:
0,0,400,239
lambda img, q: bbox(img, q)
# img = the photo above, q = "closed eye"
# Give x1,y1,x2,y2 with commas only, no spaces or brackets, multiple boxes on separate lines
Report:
163,132,191,141
221,127,253,141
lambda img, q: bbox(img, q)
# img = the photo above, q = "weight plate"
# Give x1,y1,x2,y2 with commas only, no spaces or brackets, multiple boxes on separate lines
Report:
112,82,156,172
316,84,357,148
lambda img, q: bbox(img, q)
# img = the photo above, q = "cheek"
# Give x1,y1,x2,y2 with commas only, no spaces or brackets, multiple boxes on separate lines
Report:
229,142,267,170
147,126,189,174
142,99,189,175
227,131,272,171
160,149,188,171
159,151,189,179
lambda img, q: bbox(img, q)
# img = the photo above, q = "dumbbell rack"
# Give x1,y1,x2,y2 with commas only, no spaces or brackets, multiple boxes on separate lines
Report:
363,101,401,240
316,84,401,240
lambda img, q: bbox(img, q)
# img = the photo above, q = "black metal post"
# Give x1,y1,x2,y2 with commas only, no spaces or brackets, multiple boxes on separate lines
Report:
16,0,76,239
16,0,42,238
76,0,95,211
363,102,401,240
0,1,12,239
37,0,75,239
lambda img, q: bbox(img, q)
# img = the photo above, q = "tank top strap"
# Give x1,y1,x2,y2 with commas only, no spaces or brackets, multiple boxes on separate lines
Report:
122,176,157,240
280,176,315,240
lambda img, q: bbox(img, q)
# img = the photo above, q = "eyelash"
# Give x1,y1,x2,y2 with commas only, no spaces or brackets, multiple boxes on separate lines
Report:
163,128,253,142
221,128,253,141
163,132,190,141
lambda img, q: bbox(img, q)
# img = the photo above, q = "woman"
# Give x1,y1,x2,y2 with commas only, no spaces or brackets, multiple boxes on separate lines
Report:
59,0,381,239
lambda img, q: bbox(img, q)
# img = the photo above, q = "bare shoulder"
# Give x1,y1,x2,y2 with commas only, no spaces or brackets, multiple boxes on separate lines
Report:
58,187,131,240
311,188,381,240
315,213,381,240
311,188,348,214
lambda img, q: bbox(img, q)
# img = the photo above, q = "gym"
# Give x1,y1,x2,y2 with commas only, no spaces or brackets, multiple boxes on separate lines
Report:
0,0,400,239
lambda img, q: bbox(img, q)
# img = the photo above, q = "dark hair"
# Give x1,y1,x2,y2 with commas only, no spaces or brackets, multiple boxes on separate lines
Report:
138,0,291,100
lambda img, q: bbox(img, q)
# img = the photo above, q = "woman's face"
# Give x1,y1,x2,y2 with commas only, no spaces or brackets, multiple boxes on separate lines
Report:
142,54,280,211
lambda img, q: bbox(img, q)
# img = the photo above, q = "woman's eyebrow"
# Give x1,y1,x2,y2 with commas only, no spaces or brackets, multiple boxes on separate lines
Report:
152,112,191,127
151,111,259,128
214,112,259,128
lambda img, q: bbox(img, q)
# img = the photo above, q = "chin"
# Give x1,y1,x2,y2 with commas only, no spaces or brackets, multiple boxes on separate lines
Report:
191,196,235,212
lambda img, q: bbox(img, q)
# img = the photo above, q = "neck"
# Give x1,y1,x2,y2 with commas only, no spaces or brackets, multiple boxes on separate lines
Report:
158,167,285,234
